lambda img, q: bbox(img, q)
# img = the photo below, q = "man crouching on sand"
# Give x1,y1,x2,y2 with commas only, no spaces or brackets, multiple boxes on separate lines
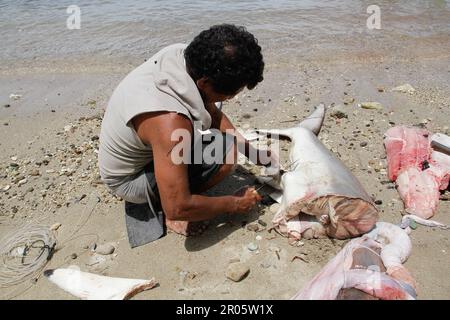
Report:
98,24,277,247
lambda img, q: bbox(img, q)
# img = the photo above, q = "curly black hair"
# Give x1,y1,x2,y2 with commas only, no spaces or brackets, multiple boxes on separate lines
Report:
185,24,264,95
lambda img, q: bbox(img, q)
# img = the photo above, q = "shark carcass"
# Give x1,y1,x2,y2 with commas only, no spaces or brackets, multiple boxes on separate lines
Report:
256,104,378,241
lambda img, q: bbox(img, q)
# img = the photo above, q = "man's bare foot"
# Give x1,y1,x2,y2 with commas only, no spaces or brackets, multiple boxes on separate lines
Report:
165,219,209,236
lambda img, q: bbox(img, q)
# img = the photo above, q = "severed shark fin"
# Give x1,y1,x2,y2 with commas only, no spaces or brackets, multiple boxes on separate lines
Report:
44,268,157,300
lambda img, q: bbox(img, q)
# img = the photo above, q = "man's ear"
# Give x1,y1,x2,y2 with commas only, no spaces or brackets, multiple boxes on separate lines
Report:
196,77,209,90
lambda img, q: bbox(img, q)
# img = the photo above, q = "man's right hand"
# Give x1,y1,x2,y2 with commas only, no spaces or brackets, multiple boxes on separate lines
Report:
233,186,262,214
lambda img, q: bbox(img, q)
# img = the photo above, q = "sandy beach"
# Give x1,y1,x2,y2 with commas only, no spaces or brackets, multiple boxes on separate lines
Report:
1,1,449,300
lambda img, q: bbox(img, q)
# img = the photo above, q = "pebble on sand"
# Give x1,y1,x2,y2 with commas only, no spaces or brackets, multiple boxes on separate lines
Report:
225,262,250,282
247,242,258,251
64,124,75,133
359,102,383,110
95,243,115,255
343,97,355,105
246,223,260,232
330,105,348,119
257,219,267,227
9,93,22,100
50,222,62,231
392,83,416,94
30,169,40,176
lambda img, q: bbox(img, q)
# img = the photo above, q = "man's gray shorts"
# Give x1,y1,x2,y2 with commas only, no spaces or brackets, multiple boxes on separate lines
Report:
113,132,236,248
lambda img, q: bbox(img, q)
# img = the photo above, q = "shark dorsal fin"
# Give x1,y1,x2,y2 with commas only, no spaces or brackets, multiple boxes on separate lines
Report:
297,103,326,135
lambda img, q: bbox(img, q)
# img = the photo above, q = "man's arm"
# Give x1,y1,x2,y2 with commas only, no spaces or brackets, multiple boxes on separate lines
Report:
208,104,277,167
132,112,260,221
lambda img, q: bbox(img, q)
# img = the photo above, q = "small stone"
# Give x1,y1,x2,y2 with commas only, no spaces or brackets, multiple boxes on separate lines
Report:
359,102,383,110
247,242,258,251
50,223,62,231
360,142,368,147
9,93,22,100
26,187,34,193
256,235,262,241
2,185,11,192
70,253,78,259
343,97,355,105
392,83,415,94
30,169,40,176
409,220,418,230
375,200,383,205
257,219,267,227
18,178,28,186
10,163,19,168
330,105,348,119
95,243,115,255
64,125,74,133
225,262,250,282
377,87,385,92
246,223,260,232
11,156,18,161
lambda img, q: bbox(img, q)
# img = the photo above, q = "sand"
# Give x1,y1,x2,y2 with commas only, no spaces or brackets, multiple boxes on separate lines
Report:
0,40,449,300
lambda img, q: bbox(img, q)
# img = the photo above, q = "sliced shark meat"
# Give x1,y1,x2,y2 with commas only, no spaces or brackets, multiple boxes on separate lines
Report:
384,126,450,219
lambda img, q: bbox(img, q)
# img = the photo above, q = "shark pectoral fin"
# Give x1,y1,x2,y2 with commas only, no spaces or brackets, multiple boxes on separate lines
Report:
297,103,326,135
256,128,293,140
255,104,326,139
